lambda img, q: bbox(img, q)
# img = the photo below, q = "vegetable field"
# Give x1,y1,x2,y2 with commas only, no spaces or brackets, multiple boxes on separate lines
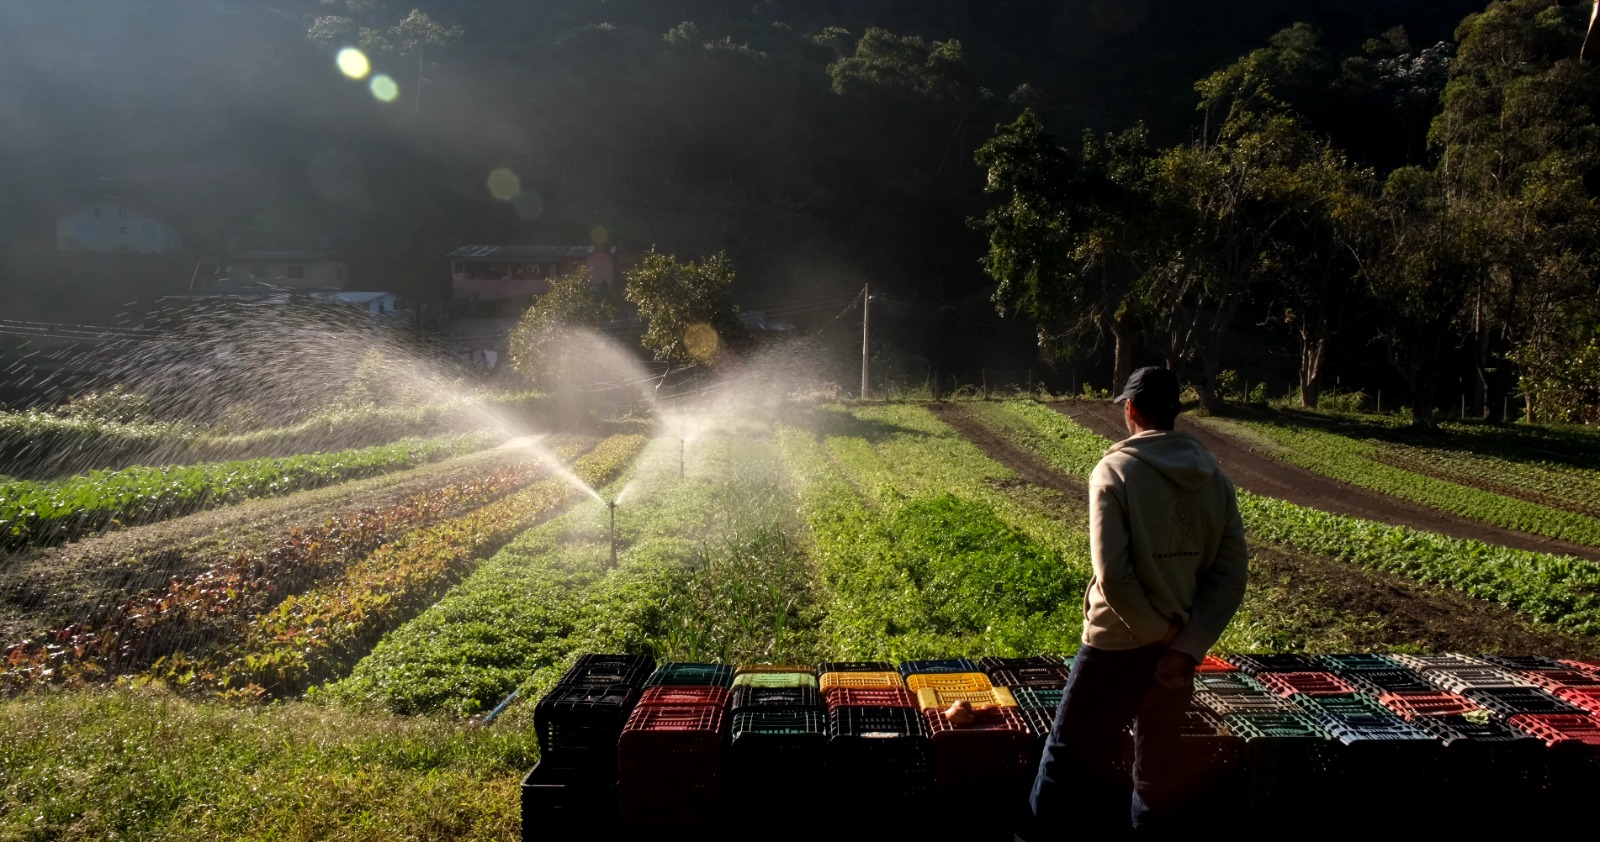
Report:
3,398,1600,840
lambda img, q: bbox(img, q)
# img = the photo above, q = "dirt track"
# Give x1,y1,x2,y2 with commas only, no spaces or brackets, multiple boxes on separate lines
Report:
930,402,1600,657
1049,401,1600,562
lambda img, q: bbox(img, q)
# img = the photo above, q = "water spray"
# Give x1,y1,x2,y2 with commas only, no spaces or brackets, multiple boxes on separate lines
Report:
608,499,618,569
680,437,685,479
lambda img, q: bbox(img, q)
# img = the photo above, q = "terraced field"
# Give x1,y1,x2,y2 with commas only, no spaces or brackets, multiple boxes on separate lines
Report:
4,398,1599,840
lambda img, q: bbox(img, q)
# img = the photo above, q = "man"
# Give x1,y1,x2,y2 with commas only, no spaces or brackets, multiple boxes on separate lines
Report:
1026,366,1248,836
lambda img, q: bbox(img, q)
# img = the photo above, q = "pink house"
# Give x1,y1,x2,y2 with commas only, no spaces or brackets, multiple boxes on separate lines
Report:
448,245,617,302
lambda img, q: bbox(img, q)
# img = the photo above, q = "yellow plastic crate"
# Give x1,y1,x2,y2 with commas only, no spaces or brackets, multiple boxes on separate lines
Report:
905,672,993,694
731,672,819,689
819,671,906,691
734,663,816,676
915,686,1018,711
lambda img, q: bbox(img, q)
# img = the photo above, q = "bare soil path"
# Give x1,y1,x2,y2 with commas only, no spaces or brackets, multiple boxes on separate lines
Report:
1049,401,1600,562
931,402,1600,657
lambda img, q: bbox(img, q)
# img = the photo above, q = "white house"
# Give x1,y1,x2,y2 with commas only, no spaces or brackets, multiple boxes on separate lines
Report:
227,251,349,289
311,290,408,321
56,198,183,254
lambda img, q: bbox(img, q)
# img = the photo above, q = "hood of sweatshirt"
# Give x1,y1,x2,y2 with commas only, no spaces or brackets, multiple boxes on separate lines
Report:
1106,430,1217,491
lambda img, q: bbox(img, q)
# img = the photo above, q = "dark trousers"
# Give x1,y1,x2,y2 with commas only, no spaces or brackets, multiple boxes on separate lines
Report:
1025,643,1193,838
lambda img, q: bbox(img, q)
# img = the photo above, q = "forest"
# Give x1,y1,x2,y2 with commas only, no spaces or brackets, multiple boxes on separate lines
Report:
2,0,1596,425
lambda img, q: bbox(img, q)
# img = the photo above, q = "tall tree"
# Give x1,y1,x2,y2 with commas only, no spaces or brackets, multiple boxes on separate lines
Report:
625,250,749,365
507,271,614,388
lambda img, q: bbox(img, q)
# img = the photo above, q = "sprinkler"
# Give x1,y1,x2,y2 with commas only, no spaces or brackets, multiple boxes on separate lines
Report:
608,499,618,569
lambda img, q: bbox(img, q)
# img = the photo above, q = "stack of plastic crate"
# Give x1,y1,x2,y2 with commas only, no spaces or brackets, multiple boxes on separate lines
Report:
980,655,1072,692
1010,686,1063,755
524,653,656,835
1413,714,1547,824
1226,653,1318,676
1295,692,1437,806
726,665,823,829
905,660,1032,827
820,662,932,825
1256,671,1356,699
1506,712,1600,803
1193,672,1292,717
1220,710,1334,818
617,662,734,835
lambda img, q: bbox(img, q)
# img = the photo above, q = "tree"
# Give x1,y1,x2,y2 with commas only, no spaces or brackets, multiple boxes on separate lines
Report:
625,250,748,365
974,112,1165,391
507,272,614,387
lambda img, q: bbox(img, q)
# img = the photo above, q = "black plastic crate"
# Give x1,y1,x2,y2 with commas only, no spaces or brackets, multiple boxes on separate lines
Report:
535,683,640,773
898,658,979,678
644,662,734,688
1414,715,1548,808
1463,686,1583,718
987,665,1072,690
520,761,618,842
1341,669,1435,695
977,655,1068,672
1478,654,1565,672
1227,654,1317,676
729,684,821,714
1313,653,1401,674
816,660,896,674
555,652,655,689
1174,709,1244,808
826,706,934,809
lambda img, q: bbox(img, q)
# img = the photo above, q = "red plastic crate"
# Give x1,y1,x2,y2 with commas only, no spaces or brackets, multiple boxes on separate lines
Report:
1519,669,1600,692
617,705,727,833
1196,655,1239,673
921,705,1036,820
619,705,727,775
636,686,731,709
823,686,917,710
1559,659,1600,676
1378,691,1481,721
1556,687,1600,716
1257,672,1355,698
1506,714,1600,747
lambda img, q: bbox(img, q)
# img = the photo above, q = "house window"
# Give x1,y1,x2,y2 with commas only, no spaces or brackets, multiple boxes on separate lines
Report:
287,265,304,279
250,266,265,279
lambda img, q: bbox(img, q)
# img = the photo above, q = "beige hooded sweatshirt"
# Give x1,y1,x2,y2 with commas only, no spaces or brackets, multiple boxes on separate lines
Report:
1082,429,1248,662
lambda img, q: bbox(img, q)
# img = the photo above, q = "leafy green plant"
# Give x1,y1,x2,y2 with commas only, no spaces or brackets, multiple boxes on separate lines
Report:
0,433,488,548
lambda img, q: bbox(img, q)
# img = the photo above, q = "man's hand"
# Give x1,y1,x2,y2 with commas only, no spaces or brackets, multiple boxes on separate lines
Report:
1154,650,1197,690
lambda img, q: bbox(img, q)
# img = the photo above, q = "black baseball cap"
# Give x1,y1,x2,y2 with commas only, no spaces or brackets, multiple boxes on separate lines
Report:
1113,366,1181,413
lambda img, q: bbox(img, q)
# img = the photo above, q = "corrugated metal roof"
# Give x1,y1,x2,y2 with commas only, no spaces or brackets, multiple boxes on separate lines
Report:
446,245,599,260
235,250,342,261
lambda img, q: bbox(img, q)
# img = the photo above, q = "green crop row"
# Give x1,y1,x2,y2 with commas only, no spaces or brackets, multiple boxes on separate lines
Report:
325,433,825,717
1366,440,1600,516
0,457,558,692
983,400,1600,636
0,391,555,480
1198,416,1600,548
185,434,646,699
778,405,1086,659
0,433,489,548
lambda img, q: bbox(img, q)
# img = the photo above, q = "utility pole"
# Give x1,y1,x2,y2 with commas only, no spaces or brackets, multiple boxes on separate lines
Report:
860,284,870,401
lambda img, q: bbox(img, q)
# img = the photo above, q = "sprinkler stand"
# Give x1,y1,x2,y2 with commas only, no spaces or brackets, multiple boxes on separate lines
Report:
608,500,618,568
680,437,685,479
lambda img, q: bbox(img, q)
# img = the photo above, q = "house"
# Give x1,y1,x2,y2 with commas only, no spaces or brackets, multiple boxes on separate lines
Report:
310,290,410,322
225,251,349,289
56,197,183,254
448,244,617,302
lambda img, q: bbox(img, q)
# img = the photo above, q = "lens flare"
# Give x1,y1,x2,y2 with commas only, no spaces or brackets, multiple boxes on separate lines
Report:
684,324,719,361
590,225,609,245
487,168,521,201
369,74,399,102
336,48,370,79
